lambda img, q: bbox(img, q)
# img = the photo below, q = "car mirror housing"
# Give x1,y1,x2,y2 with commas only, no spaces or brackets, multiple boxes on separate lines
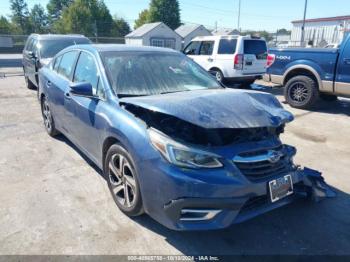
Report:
70,82,94,97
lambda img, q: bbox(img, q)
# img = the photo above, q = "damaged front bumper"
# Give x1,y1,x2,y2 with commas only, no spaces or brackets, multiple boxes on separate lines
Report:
162,168,336,231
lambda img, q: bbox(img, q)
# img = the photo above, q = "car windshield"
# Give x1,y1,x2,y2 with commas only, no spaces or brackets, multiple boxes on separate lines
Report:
100,51,222,96
38,38,90,58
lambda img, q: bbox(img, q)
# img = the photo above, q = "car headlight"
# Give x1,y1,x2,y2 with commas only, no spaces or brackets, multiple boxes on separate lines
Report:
148,128,223,169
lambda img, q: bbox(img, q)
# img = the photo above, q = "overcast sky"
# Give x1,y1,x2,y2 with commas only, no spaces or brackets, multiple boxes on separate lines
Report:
1,0,350,32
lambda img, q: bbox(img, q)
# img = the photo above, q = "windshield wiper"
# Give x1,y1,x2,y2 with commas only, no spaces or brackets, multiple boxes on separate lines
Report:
117,93,150,98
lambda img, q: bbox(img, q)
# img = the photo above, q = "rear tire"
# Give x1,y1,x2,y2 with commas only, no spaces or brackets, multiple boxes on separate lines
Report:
41,96,59,137
212,69,226,84
284,75,319,109
105,144,144,217
320,94,338,102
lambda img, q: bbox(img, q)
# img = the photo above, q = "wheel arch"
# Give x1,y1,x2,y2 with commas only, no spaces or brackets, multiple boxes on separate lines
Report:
283,65,322,90
102,136,122,173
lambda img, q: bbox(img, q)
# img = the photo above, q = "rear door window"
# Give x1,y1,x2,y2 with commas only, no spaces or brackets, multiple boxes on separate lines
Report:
57,51,79,79
199,41,214,55
244,40,267,59
218,39,237,54
183,41,201,55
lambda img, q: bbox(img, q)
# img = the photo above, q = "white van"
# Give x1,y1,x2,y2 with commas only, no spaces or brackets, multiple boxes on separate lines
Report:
183,35,268,87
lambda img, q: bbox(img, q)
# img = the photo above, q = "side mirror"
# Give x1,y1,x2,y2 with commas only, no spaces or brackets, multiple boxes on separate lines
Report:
70,82,94,97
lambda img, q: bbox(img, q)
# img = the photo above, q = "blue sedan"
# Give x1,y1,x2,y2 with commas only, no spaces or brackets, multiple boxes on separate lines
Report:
38,44,334,230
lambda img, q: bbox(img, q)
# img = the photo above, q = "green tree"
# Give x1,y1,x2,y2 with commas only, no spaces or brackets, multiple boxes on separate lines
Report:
29,4,49,33
57,0,114,37
134,9,149,29
277,28,291,35
47,0,72,22
9,0,31,34
0,16,12,34
111,15,131,37
148,0,181,30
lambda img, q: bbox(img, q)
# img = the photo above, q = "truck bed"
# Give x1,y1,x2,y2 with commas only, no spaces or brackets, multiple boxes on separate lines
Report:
267,48,339,78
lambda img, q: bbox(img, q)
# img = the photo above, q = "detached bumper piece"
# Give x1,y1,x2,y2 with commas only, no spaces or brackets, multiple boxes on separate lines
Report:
299,167,337,202
163,168,335,230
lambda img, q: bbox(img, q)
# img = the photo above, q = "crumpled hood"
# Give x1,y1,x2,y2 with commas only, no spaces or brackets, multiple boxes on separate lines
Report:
120,89,294,129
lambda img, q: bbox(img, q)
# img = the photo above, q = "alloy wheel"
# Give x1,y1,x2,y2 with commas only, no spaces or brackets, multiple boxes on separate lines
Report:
289,82,309,103
42,99,52,132
108,153,137,208
215,71,222,82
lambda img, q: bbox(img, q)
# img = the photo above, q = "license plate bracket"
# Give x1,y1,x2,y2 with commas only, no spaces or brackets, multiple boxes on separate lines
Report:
269,175,293,203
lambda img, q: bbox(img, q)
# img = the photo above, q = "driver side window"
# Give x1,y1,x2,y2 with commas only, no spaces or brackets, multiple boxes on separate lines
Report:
183,41,201,55
73,52,103,97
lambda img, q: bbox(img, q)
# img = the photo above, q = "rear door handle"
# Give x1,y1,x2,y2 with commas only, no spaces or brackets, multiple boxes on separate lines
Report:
207,58,213,62
344,58,350,65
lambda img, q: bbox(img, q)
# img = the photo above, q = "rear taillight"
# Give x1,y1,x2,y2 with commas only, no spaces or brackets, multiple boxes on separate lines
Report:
234,54,244,70
266,53,275,68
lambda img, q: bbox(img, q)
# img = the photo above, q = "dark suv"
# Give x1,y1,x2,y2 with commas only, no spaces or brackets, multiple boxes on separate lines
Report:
22,34,91,89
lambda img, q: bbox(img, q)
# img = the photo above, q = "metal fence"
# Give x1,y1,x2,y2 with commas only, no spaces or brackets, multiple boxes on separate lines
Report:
0,34,126,53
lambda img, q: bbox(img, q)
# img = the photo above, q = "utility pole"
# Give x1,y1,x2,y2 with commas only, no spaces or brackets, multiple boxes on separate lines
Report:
237,0,241,32
300,0,308,46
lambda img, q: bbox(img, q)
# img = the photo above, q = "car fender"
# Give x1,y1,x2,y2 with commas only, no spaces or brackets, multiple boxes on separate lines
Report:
282,61,324,90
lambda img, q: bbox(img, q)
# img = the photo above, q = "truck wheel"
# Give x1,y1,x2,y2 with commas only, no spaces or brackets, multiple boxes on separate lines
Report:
284,75,319,109
320,94,338,102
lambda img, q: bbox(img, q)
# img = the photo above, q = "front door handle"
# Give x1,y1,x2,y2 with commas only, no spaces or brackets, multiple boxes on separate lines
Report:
344,58,350,65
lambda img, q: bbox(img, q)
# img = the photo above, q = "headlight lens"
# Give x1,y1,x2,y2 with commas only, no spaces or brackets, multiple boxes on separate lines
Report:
149,129,223,169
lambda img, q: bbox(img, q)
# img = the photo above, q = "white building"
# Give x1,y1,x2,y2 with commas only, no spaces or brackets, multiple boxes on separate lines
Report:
175,24,212,49
125,22,182,51
291,15,350,47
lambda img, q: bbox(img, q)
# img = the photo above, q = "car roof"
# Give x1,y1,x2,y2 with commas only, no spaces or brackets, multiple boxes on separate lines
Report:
30,34,88,40
67,44,179,54
191,35,263,41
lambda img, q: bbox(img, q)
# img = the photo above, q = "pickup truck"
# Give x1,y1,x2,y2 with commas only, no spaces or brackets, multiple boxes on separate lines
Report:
265,34,350,109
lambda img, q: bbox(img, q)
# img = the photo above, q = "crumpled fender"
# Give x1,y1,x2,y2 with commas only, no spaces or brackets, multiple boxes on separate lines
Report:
301,167,337,202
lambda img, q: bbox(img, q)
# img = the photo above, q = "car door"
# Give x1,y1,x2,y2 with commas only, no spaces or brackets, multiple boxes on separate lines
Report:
67,51,105,161
242,39,268,75
335,37,350,95
195,41,215,71
23,37,37,83
47,51,79,134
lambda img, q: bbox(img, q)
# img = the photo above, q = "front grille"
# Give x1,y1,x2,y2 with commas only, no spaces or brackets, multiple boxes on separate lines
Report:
233,146,294,181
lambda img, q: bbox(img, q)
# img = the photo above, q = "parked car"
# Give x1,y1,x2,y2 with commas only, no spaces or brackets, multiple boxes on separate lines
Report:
38,44,334,230
22,34,91,90
183,35,268,87
265,34,350,109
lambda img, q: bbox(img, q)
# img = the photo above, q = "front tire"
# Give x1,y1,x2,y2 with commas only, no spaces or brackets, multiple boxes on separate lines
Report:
41,96,59,137
105,144,144,217
284,75,319,109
